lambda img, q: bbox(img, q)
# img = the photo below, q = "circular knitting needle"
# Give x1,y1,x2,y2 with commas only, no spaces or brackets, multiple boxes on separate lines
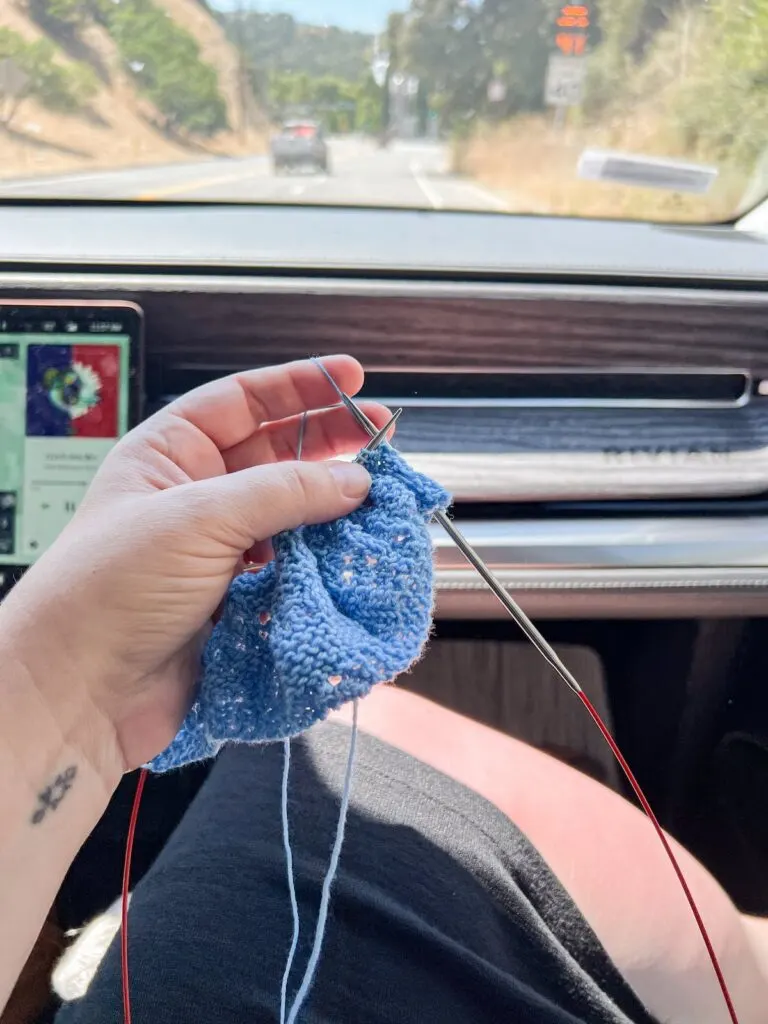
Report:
295,409,308,462
354,408,402,459
313,359,582,696
313,362,742,1024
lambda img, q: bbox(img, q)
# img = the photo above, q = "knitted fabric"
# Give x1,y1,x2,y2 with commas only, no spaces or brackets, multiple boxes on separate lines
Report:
149,445,450,773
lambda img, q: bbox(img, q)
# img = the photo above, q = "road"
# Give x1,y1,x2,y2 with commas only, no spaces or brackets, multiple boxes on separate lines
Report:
0,138,510,211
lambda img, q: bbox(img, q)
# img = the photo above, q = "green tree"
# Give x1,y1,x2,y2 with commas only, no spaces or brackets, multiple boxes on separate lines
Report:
105,0,227,137
669,0,768,165
0,26,97,127
584,1,705,116
267,71,364,132
356,73,384,134
27,0,83,30
221,10,371,82
221,6,382,134
403,0,562,129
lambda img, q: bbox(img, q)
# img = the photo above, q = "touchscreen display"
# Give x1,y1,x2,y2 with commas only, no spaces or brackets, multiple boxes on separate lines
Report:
0,311,137,567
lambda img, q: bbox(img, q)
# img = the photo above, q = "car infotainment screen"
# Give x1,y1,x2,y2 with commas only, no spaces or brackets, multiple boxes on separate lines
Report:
0,302,142,569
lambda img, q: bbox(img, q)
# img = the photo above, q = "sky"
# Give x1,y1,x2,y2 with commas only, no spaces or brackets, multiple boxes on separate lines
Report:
209,1,409,34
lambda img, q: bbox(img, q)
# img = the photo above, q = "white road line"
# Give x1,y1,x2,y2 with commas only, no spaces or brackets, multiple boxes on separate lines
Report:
458,181,510,211
0,169,132,190
410,160,444,209
0,158,263,193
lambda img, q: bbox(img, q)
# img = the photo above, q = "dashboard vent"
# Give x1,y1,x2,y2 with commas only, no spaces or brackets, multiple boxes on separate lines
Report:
359,368,750,409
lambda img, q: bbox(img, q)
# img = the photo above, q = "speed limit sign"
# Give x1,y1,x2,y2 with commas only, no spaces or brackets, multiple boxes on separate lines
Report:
545,55,587,107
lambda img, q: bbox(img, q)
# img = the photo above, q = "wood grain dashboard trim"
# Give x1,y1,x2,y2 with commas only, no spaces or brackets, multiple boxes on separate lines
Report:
3,274,768,611
3,275,768,371
3,275,768,501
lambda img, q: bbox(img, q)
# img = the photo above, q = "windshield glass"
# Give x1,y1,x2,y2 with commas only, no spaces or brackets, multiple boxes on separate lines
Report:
0,0,764,222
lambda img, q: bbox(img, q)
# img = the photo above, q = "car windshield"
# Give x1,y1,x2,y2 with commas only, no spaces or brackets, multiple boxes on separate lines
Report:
0,0,764,223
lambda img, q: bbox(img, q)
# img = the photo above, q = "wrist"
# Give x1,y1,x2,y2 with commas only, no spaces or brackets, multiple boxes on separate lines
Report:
0,611,120,1011
0,598,124,797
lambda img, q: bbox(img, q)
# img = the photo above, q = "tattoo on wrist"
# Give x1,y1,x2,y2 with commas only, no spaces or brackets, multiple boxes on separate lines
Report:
31,765,78,825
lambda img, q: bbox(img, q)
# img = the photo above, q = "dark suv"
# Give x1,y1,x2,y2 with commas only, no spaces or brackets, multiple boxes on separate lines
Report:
270,121,329,174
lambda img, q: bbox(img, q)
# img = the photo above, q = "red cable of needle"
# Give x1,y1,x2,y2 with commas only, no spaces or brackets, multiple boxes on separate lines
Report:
320,373,741,1023
578,691,739,1024
122,768,148,1024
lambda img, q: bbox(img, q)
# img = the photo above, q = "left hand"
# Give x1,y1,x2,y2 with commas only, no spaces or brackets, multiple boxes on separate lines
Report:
0,356,391,779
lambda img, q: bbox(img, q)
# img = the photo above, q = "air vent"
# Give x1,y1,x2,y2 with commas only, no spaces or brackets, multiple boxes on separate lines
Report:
359,368,751,409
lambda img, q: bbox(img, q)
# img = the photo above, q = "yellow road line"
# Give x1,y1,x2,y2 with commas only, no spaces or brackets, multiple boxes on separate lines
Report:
134,168,257,200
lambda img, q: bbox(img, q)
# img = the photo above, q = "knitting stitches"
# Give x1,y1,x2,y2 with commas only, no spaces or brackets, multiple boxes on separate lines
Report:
150,446,449,772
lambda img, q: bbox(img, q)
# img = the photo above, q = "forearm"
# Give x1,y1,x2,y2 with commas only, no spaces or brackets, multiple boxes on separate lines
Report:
0,630,119,1013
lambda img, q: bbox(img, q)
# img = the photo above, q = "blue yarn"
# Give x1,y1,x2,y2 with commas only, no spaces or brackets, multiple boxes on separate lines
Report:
285,701,359,1024
279,738,300,1024
149,444,449,773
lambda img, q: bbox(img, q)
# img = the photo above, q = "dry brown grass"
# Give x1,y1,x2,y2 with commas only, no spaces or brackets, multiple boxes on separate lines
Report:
454,114,748,223
0,0,265,184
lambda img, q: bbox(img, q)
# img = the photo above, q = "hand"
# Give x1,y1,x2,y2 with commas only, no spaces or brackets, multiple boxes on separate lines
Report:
0,356,391,780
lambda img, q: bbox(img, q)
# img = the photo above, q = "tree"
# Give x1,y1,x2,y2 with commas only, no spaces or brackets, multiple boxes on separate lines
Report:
404,0,561,128
266,71,368,132
668,0,768,165
221,10,372,82
0,27,97,128
106,0,227,137
26,0,83,31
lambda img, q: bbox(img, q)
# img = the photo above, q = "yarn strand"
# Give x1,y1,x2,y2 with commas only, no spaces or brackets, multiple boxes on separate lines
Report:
279,739,301,1024
285,701,359,1024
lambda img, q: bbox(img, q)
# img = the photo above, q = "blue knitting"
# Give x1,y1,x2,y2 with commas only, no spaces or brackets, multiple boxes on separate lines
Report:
149,445,450,773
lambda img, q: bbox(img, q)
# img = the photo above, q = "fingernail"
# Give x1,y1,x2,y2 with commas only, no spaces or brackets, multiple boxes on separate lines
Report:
329,462,371,499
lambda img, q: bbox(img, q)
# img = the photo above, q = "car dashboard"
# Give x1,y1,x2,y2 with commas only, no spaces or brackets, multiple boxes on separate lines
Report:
4,200,768,926
3,203,768,617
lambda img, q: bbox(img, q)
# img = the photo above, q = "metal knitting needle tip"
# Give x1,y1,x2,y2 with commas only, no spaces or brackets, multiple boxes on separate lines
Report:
315,358,379,435
341,391,378,435
330,381,583,697
358,408,402,455
296,410,308,463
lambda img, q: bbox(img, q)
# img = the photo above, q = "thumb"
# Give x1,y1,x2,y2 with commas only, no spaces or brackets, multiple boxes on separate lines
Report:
186,459,372,547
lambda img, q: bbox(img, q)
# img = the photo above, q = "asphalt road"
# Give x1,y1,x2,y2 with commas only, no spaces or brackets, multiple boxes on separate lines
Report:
0,138,510,211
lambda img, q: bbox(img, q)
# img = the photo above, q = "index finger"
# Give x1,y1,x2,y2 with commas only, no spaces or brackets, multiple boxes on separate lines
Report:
149,355,365,454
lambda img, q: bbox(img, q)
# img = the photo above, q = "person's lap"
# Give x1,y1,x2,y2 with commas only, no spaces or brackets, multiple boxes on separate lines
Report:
52,686,768,1024
55,707,654,1024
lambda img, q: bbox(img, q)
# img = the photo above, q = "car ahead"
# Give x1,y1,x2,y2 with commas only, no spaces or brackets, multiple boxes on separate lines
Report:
270,121,329,175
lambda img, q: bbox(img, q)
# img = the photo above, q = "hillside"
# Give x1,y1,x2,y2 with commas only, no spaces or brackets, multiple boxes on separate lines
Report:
0,0,263,182
221,8,372,82
228,1,406,34
219,9,384,134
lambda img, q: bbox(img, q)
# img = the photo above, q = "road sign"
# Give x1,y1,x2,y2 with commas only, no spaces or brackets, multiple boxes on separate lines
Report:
487,79,506,103
545,54,587,107
557,4,590,29
556,32,587,55
371,54,389,88
0,58,29,99
554,3,589,55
